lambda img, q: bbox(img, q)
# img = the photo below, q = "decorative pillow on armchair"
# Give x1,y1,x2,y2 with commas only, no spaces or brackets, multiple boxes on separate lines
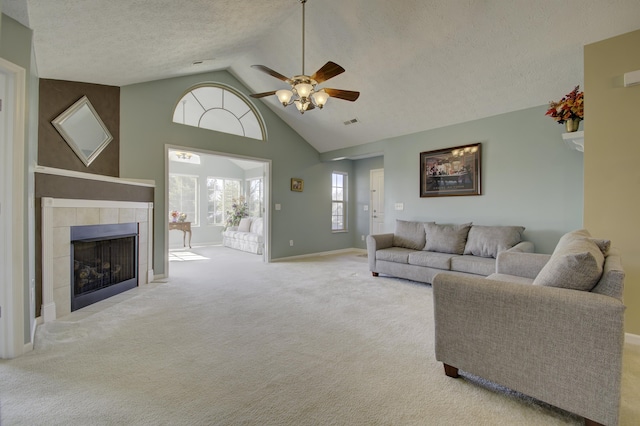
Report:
463,225,525,258
424,223,472,254
237,217,252,232
533,229,609,291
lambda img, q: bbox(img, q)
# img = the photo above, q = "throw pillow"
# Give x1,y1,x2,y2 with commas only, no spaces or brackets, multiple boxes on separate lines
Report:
555,228,611,256
463,225,525,258
424,222,472,254
393,220,430,250
533,232,605,291
237,217,252,232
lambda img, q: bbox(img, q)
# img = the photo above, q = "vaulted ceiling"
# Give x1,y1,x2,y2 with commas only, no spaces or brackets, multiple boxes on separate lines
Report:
4,0,640,153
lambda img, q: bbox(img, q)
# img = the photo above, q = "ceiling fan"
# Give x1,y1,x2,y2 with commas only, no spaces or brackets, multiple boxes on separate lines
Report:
250,0,360,114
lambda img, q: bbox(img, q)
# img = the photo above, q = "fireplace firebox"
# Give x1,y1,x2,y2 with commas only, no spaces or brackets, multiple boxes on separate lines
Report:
70,223,139,311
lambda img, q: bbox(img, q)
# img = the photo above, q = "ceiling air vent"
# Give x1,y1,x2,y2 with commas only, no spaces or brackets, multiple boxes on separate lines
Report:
343,118,359,126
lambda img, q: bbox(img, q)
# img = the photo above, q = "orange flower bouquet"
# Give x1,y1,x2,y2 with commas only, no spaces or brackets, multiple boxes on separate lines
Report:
545,85,584,124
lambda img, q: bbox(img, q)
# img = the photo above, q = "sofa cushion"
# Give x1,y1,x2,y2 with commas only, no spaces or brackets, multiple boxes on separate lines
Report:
237,217,252,232
533,230,606,291
463,225,525,258
408,251,454,270
250,217,264,235
393,220,431,250
424,223,472,254
376,247,413,264
450,255,496,276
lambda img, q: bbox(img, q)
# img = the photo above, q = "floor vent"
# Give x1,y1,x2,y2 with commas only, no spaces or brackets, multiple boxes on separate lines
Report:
343,118,359,125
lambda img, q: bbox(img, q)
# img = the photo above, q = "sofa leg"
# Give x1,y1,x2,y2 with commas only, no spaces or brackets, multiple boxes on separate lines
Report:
372,272,379,277
443,363,459,378
583,418,604,426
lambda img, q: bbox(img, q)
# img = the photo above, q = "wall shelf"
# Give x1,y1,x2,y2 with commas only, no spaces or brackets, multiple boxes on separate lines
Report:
562,131,584,152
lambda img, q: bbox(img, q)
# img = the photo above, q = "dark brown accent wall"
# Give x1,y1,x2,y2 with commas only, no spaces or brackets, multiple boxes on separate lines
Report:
39,79,120,177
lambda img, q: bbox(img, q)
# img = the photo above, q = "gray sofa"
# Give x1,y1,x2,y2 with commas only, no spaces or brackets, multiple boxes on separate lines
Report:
433,229,625,426
367,220,533,284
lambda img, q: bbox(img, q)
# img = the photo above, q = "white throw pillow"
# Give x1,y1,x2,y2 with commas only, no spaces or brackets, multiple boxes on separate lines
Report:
237,217,252,232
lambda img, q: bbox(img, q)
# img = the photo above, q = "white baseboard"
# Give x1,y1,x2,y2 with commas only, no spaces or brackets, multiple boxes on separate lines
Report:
273,248,366,262
626,333,640,346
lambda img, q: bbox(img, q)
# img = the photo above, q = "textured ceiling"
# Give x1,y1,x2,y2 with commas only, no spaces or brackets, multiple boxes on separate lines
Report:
4,0,640,154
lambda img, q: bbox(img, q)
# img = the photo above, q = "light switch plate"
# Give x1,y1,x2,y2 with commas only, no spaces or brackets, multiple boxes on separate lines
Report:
395,203,404,211
275,204,281,211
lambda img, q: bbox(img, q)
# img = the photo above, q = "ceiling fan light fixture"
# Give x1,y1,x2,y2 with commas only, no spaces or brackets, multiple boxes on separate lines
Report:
276,89,293,106
249,0,359,115
294,82,313,98
311,90,329,108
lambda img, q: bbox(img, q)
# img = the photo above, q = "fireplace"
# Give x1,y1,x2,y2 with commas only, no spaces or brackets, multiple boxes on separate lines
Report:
40,195,154,322
70,223,139,311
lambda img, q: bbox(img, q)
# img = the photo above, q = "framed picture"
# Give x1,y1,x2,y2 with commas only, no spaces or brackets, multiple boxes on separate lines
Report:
420,143,481,197
291,178,304,192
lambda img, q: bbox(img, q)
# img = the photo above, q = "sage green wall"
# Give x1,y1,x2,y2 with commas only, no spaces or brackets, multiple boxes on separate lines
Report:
584,28,640,335
323,105,584,255
120,71,354,275
353,156,384,249
1,13,37,344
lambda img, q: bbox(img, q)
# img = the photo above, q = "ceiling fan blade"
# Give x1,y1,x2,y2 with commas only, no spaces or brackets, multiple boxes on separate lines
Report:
311,61,345,84
250,91,277,99
323,88,360,102
251,65,290,82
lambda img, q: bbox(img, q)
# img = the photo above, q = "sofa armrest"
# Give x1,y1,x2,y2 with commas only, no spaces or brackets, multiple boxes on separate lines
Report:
366,233,394,272
432,274,625,425
495,251,551,279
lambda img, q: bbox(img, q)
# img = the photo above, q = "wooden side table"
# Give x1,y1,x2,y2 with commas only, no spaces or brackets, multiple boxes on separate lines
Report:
169,221,192,248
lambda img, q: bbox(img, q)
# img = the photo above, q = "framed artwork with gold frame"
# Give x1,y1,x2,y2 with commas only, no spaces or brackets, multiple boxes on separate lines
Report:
291,178,304,192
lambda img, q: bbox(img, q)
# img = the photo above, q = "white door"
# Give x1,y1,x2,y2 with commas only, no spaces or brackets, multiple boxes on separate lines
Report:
370,168,385,235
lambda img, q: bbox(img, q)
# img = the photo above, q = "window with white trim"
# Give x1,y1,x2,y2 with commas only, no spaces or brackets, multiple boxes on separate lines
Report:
206,177,242,225
173,84,266,140
247,177,264,218
168,174,198,226
331,172,347,231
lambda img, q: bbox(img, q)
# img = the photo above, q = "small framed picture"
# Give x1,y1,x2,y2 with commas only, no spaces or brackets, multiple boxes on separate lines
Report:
291,178,304,192
420,143,481,197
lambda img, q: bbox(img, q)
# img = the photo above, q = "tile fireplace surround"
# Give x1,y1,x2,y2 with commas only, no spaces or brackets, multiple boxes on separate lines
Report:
41,197,154,322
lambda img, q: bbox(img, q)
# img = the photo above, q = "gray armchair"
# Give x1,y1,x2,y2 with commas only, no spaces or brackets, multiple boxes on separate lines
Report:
432,248,625,426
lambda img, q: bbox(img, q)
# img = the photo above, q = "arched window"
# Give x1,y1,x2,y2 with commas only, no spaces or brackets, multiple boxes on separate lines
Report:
172,83,266,141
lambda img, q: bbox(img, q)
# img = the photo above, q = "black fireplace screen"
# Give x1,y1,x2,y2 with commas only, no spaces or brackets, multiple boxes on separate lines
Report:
70,223,138,311
73,236,136,296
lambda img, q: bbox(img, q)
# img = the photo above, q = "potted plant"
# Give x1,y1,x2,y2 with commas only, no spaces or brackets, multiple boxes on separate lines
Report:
545,85,584,132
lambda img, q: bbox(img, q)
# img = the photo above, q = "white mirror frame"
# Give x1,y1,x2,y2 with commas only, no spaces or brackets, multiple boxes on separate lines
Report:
52,95,113,167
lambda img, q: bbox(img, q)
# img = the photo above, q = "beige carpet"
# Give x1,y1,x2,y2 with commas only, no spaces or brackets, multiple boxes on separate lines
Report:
1,246,639,425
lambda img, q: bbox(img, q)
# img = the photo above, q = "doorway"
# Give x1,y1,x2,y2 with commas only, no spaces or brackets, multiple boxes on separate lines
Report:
164,146,270,277
370,168,385,235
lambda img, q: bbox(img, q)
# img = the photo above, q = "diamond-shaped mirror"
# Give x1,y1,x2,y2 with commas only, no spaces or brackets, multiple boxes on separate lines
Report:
52,96,113,167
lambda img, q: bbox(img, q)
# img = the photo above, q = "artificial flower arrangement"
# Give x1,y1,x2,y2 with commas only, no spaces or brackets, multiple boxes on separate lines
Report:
170,210,180,222
225,196,249,229
545,85,584,124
